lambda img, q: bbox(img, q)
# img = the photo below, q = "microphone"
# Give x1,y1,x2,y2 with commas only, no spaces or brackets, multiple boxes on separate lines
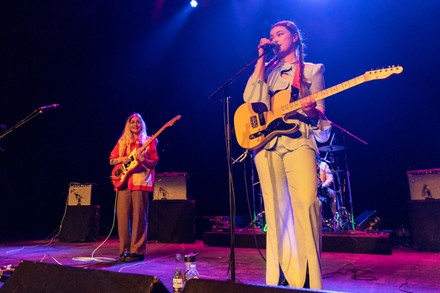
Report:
261,43,279,51
39,104,60,111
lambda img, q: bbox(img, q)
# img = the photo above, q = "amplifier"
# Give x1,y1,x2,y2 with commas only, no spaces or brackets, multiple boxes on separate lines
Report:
153,172,188,200
68,183,92,206
407,168,440,200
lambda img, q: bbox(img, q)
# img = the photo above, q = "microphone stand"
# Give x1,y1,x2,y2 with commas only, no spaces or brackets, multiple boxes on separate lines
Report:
330,121,368,230
207,51,268,282
0,107,53,141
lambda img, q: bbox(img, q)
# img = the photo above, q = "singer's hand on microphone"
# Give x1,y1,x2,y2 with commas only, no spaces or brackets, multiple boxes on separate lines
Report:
258,38,273,55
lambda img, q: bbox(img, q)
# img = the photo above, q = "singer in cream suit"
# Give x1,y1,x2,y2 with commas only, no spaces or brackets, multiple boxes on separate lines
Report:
243,20,331,289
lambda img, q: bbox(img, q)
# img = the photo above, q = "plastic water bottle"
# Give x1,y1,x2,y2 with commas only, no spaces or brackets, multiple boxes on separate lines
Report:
172,254,184,292
184,252,198,276
186,263,199,281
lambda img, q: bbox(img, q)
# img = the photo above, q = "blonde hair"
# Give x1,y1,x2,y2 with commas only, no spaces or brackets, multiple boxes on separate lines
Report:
118,113,148,156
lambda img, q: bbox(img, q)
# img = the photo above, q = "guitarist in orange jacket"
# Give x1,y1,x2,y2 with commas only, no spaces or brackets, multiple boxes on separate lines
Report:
109,113,159,262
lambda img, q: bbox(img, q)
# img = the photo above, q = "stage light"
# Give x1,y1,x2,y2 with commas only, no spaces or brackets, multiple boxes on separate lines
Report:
190,0,198,8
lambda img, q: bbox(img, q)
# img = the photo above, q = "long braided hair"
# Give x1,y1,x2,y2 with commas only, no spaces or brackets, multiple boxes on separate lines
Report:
271,20,307,97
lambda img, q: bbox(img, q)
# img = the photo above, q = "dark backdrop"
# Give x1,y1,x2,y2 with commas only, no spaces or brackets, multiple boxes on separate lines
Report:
1,0,439,239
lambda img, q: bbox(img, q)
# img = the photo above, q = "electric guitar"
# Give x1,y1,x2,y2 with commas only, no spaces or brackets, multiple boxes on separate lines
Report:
234,66,403,150
110,115,181,189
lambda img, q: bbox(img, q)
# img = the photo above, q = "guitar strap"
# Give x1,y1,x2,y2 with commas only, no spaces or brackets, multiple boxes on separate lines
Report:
289,63,301,102
291,63,301,90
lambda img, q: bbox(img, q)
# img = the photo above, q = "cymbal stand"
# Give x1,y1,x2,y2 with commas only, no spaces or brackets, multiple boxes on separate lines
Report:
330,121,368,230
322,136,349,231
342,137,355,230
332,168,351,231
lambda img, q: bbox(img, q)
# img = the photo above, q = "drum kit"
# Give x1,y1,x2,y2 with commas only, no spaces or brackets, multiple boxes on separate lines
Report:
246,122,365,232
317,143,355,231
245,120,361,232
248,142,356,233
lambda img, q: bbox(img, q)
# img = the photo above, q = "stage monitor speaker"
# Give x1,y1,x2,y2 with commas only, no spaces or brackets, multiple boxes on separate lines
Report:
408,200,440,251
406,168,440,200
182,279,327,293
59,205,100,242
1,261,169,293
153,172,188,200
355,210,381,231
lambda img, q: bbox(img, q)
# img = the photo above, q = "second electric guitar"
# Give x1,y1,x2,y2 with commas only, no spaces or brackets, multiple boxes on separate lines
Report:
234,66,403,150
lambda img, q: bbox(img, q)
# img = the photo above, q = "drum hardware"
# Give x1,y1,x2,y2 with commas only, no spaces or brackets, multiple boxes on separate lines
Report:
318,144,355,231
318,145,345,153
247,211,266,232
333,207,352,231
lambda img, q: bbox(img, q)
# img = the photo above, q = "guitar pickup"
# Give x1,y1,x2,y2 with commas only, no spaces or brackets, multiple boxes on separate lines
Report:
249,113,266,129
250,116,258,128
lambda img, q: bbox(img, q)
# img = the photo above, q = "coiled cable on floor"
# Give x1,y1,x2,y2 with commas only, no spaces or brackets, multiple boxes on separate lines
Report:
71,190,119,263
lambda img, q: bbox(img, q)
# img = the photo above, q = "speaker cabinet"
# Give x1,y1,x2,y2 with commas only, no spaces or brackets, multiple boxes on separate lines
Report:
59,205,100,242
68,183,92,206
153,172,188,200
407,168,440,200
182,279,326,293
408,200,440,251
1,261,169,293
148,200,195,243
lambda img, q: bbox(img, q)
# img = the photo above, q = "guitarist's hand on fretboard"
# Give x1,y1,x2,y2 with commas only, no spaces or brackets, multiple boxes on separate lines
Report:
134,150,146,162
300,96,319,119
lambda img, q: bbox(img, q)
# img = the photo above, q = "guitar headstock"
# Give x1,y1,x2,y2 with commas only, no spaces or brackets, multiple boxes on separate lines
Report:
364,66,403,81
166,115,182,127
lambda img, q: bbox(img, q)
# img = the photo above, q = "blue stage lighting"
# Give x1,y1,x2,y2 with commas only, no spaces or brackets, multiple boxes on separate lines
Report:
190,0,198,8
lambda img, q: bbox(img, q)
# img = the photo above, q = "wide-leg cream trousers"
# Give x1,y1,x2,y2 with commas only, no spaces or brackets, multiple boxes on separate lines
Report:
254,145,322,289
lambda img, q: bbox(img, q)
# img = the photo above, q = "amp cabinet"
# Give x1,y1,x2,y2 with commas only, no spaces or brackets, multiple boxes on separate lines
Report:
406,168,440,200
153,172,188,200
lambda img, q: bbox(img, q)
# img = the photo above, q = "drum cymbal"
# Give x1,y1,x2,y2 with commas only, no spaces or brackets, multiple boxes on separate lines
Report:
318,145,345,152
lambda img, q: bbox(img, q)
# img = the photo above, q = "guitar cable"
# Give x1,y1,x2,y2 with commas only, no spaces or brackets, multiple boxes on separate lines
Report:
72,190,118,263
232,149,248,164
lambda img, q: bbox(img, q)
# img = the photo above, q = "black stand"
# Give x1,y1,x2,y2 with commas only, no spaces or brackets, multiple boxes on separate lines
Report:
329,121,368,230
207,51,268,282
0,106,59,141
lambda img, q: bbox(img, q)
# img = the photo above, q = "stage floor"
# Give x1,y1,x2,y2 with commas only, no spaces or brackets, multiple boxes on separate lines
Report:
1,236,439,292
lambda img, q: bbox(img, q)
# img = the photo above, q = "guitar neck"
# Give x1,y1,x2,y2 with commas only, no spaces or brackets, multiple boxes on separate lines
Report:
138,124,167,153
135,115,181,154
281,74,366,115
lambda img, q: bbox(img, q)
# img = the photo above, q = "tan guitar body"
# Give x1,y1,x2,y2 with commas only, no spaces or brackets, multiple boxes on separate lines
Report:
234,91,299,150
